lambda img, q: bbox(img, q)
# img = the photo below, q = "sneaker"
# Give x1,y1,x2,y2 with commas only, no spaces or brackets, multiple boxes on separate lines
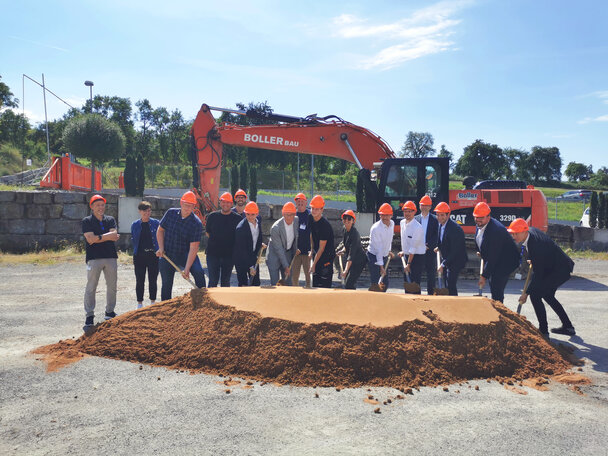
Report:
551,326,576,336
84,315,94,326
105,311,117,320
150,300,156,306
137,302,143,309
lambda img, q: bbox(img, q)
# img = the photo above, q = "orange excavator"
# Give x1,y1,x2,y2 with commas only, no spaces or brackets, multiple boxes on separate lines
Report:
189,103,547,235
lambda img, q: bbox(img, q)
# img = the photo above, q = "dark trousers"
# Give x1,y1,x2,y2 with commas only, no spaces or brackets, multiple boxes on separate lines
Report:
134,251,159,302
159,255,206,301
489,273,510,303
344,258,366,289
235,264,260,286
444,267,461,296
530,288,573,334
404,254,424,287
206,254,233,287
367,252,389,289
313,260,333,288
423,249,437,295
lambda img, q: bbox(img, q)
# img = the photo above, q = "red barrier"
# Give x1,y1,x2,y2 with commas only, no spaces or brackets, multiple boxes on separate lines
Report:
40,155,102,191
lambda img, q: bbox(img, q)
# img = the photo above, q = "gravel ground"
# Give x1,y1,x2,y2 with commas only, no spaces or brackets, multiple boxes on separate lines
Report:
1,257,607,455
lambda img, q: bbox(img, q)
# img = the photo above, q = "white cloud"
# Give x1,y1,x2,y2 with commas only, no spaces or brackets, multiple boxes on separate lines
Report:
577,115,608,124
331,0,473,70
594,91,608,104
8,35,68,52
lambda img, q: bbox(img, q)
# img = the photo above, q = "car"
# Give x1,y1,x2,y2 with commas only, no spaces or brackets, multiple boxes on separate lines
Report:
557,190,593,202
580,207,590,227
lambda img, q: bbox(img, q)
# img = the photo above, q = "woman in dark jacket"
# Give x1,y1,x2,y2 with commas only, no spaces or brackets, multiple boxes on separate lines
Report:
338,210,367,289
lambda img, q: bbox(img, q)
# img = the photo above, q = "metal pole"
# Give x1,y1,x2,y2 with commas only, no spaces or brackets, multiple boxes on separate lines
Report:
41,74,50,160
310,155,314,196
297,153,300,192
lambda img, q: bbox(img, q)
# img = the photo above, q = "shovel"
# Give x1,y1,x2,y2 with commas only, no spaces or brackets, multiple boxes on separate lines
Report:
475,259,485,296
400,256,421,294
338,254,346,287
249,244,267,286
516,263,532,314
369,255,391,292
277,249,300,286
434,250,449,295
162,253,204,306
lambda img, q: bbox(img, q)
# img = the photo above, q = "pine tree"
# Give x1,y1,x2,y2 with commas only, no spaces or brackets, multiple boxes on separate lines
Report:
230,166,239,196
589,192,598,228
598,192,606,229
239,161,248,192
124,154,137,197
136,153,145,197
249,167,258,202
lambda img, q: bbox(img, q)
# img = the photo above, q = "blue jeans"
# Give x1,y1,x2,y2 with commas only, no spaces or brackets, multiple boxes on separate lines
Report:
206,254,233,287
159,255,206,301
367,251,389,288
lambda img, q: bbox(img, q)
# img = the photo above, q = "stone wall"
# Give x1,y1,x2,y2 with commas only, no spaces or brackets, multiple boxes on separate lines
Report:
0,190,346,253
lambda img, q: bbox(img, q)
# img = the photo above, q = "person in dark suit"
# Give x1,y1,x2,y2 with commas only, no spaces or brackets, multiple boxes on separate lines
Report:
508,218,576,337
233,202,264,286
337,210,367,289
473,202,520,303
434,202,467,295
416,195,439,295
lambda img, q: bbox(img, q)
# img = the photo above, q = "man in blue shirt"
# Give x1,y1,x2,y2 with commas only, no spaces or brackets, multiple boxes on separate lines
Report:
156,191,206,300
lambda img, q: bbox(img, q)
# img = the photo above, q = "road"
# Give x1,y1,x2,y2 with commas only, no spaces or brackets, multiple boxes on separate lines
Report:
0,258,606,455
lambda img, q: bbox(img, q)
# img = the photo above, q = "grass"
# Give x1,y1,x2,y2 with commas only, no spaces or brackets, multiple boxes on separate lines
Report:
258,189,356,202
561,246,608,261
0,245,133,266
0,183,37,191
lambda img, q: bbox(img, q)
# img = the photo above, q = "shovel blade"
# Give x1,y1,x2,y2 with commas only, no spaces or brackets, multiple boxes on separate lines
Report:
190,288,205,309
433,288,449,296
276,279,287,286
368,283,384,292
404,282,421,294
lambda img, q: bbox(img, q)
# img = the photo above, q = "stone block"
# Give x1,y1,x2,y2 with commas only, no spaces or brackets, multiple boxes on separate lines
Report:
48,204,63,218
593,228,608,243
572,226,594,242
328,219,344,238
258,204,272,219
157,198,177,211
54,192,86,204
27,205,47,219
104,193,119,204
323,208,342,220
8,219,45,235
262,219,275,236
14,192,33,204
0,219,8,233
0,191,15,202
62,204,90,220
271,205,283,220
105,204,119,220
46,219,82,235
0,202,24,219
32,192,53,204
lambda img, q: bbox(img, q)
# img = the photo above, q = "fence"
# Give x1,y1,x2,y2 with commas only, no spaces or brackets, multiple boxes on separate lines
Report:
545,197,588,224
39,155,102,191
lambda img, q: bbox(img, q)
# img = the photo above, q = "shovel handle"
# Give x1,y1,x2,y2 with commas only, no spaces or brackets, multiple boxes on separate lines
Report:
518,263,533,308
162,253,198,288
378,254,391,284
400,255,412,283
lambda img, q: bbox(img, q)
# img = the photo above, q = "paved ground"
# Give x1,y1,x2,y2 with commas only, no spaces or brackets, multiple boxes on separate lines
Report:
1,257,607,455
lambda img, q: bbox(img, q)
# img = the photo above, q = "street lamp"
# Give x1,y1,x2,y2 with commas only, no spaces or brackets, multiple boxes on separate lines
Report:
84,80,95,190
84,80,94,112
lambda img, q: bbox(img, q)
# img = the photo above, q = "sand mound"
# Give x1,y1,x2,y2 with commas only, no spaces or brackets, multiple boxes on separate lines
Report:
34,290,573,388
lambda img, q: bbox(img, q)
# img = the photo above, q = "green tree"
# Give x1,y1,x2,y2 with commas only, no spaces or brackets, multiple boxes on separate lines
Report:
249,167,258,202
503,148,531,182
589,192,598,228
400,131,436,158
0,110,30,146
136,153,145,196
589,167,608,188
124,154,137,196
437,145,454,170
239,161,248,192
152,106,170,161
565,162,593,182
230,166,239,196
454,140,508,180
0,76,19,109
598,192,606,230
136,99,154,160
527,146,562,182
62,114,125,191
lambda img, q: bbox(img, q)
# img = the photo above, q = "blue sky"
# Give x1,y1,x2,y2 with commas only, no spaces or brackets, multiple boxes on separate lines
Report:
2,0,607,172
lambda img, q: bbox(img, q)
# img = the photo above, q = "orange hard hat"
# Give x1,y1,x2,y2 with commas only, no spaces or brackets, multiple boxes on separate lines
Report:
473,202,491,217
219,192,233,203
419,195,432,206
180,191,197,205
401,200,417,212
294,192,307,201
282,202,296,214
310,195,325,208
341,209,356,221
89,194,106,207
507,218,529,233
234,189,247,198
244,201,259,214
377,203,394,215
433,202,451,213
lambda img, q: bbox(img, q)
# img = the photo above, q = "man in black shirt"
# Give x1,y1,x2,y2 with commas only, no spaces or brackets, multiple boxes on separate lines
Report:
205,192,242,287
81,194,120,330
309,195,335,288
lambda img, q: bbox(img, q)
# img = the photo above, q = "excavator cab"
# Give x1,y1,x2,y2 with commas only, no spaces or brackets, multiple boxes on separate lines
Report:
376,157,450,222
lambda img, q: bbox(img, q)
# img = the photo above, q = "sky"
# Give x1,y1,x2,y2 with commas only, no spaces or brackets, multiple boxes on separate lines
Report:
2,0,607,173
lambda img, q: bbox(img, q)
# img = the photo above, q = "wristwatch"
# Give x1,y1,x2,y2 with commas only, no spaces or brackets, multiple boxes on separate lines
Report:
98,234,102,241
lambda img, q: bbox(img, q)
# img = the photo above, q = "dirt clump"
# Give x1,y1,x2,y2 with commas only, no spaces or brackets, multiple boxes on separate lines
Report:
34,290,575,388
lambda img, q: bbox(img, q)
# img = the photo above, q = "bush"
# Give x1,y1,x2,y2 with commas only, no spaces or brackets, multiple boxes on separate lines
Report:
599,193,607,229
589,192,598,228
0,143,22,176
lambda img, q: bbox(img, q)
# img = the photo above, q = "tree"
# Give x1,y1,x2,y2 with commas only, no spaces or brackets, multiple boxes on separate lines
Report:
62,114,125,191
230,166,239,196
239,161,248,192
135,99,154,160
565,162,593,182
590,167,608,187
437,145,454,170
454,140,508,180
503,147,531,182
0,110,30,146
400,132,436,158
124,154,137,196
599,192,606,230
249,167,258,202
589,192,599,228
527,146,562,182
136,153,145,196
0,76,19,109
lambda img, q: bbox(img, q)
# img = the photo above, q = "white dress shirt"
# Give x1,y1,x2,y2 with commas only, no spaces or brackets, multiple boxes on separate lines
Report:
400,218,426,255
248,220,259,252
368,220,394,265
284,221,295,250
476,223,488,250
420,213,430,237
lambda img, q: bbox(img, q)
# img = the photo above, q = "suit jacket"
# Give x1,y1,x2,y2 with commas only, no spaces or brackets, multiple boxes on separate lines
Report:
437,219,467,271
233,218,263,269
525,227,574,295
415,213,439,251
266,216,299,270
477,217,520,279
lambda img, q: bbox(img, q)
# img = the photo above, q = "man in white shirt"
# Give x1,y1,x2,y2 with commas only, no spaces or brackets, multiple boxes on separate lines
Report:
415,195,439,295
399,200,426,291
367,203,395,288
266,202,300,285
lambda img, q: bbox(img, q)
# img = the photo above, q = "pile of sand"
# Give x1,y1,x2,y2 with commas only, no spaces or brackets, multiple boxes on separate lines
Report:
34,288,575,388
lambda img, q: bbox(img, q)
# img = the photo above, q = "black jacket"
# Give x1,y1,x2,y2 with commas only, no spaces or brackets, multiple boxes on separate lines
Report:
437,219,467,271
477,217,520,279
415,213,439,251
233,218,263,269
342,225,367,265
525,227,574,295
